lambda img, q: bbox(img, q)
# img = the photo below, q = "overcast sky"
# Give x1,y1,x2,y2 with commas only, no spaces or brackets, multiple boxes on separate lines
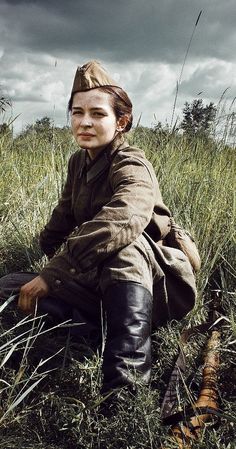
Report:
0,0,235,134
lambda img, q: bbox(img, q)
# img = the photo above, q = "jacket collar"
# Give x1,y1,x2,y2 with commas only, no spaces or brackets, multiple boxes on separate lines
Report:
84,134,129,184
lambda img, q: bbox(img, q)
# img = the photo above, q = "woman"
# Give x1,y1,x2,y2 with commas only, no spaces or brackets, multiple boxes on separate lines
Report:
0,61,196,395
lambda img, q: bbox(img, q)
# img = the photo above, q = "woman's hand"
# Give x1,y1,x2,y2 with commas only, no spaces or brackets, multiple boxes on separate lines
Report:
18,276,49,314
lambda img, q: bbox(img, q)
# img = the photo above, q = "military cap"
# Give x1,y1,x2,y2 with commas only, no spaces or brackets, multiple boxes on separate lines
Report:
71,60,119,95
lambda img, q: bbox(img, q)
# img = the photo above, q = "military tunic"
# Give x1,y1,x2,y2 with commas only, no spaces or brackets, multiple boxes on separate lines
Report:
38,135,196,326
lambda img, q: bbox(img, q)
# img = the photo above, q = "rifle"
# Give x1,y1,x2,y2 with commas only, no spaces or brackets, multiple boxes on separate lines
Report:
160,290,222,449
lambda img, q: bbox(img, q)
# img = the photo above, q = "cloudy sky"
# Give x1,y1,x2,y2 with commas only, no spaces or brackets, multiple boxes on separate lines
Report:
0,0,235,134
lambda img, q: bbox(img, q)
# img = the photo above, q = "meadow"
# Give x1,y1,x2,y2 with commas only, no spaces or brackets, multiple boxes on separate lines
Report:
0,124,235,449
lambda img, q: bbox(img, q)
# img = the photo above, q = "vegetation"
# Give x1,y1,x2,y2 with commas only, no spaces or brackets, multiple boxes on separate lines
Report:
0,117,235,448
0,90,12,138
16,116,70,144
0,93,11,114
180,99,217,138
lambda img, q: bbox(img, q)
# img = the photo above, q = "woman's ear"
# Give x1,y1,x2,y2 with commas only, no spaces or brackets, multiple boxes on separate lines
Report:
116,115,129,132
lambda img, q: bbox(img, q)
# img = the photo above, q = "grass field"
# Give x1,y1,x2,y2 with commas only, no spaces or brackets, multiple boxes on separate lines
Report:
0,125,235,448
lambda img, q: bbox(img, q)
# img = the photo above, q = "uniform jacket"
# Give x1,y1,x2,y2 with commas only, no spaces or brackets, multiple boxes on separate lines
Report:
39,135,172,294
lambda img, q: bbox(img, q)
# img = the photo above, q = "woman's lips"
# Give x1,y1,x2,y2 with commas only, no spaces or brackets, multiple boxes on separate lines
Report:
79,133,95,137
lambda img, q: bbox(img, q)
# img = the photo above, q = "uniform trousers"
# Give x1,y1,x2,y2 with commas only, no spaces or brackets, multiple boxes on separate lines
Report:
0,234,155,343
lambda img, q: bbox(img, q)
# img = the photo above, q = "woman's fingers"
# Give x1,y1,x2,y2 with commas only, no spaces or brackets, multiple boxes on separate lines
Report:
20,276,49,297
18,276,49,314
18,291,37,314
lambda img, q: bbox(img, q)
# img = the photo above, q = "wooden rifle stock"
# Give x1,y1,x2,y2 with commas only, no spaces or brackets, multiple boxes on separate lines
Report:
160,290,221,448
161,330,220,449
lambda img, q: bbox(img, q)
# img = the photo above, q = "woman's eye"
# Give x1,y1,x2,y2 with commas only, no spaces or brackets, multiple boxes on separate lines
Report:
72,110,106,117
93,112,105,117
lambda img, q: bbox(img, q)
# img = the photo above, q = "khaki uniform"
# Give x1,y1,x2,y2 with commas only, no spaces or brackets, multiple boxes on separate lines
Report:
0,62,197,395
39,135,196,326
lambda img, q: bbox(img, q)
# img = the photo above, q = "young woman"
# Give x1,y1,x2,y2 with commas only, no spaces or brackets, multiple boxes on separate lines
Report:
0,61,196,395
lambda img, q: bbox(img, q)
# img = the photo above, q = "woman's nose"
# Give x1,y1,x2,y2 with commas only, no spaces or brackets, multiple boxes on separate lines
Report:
80,115,93,127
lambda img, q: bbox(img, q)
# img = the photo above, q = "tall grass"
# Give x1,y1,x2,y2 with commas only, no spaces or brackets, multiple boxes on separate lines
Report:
0,130,74,275
0,126,235,448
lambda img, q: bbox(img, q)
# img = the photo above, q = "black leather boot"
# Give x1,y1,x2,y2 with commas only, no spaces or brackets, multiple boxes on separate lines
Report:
101,282,152,395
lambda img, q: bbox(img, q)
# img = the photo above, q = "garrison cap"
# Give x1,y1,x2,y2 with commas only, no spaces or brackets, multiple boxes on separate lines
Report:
71,60,119,95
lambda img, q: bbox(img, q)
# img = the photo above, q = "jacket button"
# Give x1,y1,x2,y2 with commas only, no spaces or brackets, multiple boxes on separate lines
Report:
55,279,61,286
70,268,76,275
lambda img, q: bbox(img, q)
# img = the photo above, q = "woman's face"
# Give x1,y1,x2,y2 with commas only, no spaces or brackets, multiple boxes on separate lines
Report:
71,89,122,159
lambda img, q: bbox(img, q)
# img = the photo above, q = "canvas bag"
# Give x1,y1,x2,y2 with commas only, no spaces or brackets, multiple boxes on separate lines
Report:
164,218,201,273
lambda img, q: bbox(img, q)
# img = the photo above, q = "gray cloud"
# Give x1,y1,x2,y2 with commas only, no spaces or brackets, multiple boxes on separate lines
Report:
0,0,235,134
1,0,236,63
179,60,236,104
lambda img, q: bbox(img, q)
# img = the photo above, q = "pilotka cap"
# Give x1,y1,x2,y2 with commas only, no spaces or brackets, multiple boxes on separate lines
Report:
71,60,119,95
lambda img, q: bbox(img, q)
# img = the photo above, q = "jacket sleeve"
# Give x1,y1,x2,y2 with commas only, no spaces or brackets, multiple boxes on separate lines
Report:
39,154,77,258
40,155,170,290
